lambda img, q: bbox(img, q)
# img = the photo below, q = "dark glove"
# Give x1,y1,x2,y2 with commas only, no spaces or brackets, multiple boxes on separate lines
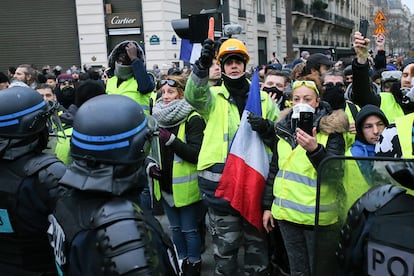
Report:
247,112,270,134
149,164,162,180
159,127,173,144
198,39,215,69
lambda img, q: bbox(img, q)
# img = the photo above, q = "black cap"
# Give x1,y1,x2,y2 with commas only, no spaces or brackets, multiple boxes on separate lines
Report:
306,53,334,68
355,104,389,144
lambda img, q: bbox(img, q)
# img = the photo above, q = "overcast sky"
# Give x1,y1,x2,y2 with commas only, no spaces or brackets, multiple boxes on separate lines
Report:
401,0,414,15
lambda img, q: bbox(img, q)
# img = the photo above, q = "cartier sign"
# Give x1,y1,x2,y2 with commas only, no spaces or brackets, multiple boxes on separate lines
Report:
107,12,140,28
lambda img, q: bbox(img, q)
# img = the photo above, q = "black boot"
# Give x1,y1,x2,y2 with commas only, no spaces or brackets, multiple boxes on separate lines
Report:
182,259,201,276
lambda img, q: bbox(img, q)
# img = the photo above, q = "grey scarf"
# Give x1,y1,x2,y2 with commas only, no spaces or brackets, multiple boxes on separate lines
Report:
152,98,194,128
114,62,133,80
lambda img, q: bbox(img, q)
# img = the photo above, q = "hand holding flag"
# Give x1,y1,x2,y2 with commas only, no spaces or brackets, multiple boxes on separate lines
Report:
215,70,270,232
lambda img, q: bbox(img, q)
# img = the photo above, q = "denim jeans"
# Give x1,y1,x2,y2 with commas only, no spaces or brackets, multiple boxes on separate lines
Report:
162,199,202,263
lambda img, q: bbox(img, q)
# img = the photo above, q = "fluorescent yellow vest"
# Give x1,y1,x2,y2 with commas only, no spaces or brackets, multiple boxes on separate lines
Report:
106,76,151,114
196,85,275,171
343,102,359,150
272,133,338,226
380,92,404,123
154,113,202,207
54,127,73,165
395,113,414,158
343,150,371,217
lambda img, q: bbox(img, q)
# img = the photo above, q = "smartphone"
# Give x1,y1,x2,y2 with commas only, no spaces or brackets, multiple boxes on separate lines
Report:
298,112,314,136
359,19,369,38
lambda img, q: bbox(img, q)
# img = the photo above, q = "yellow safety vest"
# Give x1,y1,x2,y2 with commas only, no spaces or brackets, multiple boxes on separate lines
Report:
196,85,277,171
272,133,338,226
154,113,202,207
106,76,151,114
54,127,73,165
343,150,371,218
380,92,404,123
395,113,414,158
344,102,359,150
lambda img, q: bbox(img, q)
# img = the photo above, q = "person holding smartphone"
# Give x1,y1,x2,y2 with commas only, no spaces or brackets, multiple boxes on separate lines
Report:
261,78,348,275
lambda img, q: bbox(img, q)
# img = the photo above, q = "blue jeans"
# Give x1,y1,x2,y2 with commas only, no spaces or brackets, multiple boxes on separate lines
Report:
162,200,202,263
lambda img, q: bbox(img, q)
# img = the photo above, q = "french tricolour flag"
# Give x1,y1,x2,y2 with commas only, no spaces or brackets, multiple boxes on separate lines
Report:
179,39,202,64
215,70,269,232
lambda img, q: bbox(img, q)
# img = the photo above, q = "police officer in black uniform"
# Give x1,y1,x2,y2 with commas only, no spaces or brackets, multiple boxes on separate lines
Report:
48,94,179,275
0,86,66,275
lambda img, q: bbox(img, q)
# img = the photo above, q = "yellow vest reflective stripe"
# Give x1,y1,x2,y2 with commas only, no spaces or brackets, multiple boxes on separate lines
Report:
154,113,201,207
106,76,151,114
272,133,338,226
380,93,404,123
395,113,414,158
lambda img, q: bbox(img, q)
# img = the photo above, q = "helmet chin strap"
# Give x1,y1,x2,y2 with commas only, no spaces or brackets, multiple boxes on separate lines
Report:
222,72,245,80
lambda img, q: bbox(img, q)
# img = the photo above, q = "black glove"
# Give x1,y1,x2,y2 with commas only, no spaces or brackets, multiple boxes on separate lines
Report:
198,39,215,69
247,112,270,134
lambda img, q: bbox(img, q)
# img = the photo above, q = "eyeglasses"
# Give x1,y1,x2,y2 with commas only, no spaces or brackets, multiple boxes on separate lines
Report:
292,80,319,95
159,79,182,89
323,82,345,89
381,71,402,82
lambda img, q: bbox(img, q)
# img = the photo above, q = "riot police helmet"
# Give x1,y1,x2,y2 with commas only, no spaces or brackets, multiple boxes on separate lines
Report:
71,94,152,165
0,86,51,138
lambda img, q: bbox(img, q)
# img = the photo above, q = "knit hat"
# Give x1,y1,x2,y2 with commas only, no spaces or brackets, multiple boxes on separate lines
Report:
355,104,388,144
74,79,106,107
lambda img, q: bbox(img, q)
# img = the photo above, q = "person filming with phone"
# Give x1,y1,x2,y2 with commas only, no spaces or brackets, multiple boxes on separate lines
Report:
250,77,348,274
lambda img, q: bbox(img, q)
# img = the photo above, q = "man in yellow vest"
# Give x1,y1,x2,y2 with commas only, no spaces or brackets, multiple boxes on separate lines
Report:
351,31,414,123
106,40,156,211
106,40,155,114
185,38,279,275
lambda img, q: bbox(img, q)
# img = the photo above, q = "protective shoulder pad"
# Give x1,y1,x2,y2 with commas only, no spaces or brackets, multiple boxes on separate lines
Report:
93,198,155,275
337,184,406,274
24,154,64,176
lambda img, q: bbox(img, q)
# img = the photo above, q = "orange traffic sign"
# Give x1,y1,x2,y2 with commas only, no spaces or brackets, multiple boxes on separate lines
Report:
374,11,387,23
374,23,387,35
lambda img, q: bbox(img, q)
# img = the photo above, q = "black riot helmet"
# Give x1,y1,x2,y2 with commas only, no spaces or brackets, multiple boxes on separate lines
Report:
71,94,152,165
0,86,50,138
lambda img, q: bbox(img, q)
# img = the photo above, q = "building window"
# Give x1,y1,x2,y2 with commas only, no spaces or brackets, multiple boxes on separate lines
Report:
238,0,246,18
257,0,265,23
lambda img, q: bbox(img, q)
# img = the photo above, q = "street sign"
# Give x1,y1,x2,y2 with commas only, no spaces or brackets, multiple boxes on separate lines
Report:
374,23,387,35
374,11,387,23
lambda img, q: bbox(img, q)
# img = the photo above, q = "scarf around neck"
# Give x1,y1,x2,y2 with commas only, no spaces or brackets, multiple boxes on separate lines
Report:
152,98,194,128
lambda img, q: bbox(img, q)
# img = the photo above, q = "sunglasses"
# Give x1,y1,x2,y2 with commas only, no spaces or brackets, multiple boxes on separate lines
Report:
159,79,182,89
58,79,74,84
292,80,319,95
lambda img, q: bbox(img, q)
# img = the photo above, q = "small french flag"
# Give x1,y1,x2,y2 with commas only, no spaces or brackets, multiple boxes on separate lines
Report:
179,39,202,64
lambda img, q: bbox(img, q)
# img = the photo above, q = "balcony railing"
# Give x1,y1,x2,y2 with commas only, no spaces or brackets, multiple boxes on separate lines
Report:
334,14,354,28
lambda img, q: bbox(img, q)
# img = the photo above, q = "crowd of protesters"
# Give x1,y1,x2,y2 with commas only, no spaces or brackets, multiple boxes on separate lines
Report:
1,30,414,276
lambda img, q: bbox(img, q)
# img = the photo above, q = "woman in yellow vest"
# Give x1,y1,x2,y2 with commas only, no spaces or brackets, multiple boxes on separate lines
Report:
150,75,205,275
262,79,348,275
